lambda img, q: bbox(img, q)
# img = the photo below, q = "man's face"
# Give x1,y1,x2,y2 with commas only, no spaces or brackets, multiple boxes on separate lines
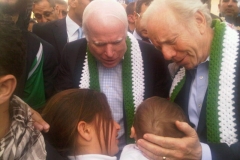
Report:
87,18,127,68
33,0,58,23
218,0,239,17
135,3,148,39
147,12,206,70
55,3,68,19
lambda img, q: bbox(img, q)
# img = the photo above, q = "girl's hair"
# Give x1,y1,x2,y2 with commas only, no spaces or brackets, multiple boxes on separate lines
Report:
133,96,188,139
42,89,114,156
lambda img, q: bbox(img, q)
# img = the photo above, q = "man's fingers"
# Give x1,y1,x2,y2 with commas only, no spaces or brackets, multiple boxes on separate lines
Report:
175,121,198,138
137,139,163,160
30,108,50,132
142,133,180,149
138,139,179,160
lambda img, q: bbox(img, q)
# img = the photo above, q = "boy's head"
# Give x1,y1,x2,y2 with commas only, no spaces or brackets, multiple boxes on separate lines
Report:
0,14,26,106
131,97,188,140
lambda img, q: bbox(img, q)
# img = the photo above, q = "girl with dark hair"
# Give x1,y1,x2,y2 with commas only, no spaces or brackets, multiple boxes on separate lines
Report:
42,89,120,160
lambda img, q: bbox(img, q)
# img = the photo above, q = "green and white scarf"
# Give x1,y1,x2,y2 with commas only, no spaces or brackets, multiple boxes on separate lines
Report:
170,20,239,146
79,32,144,143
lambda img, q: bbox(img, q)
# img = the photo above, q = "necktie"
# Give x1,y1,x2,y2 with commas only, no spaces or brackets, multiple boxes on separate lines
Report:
78,27,82,39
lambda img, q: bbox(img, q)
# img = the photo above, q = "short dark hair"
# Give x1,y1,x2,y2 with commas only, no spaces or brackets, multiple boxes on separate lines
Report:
0,14,26,81
126,2,135,15
135,0,153,14
33,0,55,8
133,97,188,139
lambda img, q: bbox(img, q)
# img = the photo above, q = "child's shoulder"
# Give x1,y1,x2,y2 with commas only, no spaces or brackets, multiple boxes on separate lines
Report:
120,144,148,160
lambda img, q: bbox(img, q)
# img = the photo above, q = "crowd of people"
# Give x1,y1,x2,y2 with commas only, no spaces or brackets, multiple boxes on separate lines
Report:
0,0,240,160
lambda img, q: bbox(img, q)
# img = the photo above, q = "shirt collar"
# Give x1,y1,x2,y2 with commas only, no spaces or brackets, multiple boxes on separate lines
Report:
133,29,142,40
66,15,80,37
201,56,210,63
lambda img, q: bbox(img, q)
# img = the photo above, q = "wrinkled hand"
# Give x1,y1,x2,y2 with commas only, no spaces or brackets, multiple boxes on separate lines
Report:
137,121,202,160
30,107,50,132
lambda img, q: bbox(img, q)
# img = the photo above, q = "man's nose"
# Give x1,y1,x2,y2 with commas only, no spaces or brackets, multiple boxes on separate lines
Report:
105,44,114,57
42,17,48,23
161,45,176,61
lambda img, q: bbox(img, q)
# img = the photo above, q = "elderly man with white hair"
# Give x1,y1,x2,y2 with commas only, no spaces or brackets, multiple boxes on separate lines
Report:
137,0,240,160
55,0,171,154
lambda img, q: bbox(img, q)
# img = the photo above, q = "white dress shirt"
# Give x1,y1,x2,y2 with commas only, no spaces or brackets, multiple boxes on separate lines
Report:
98,62,126,150
188,57,212,160
66,15,84,42
133,30,142,40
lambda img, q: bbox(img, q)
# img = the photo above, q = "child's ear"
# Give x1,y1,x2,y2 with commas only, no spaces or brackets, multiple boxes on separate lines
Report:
130,126,137,139
77,121,92,141
0,75,16,105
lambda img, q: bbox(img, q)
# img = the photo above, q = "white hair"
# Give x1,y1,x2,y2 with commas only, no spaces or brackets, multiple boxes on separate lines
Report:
82,0,128,39
142,0,212,28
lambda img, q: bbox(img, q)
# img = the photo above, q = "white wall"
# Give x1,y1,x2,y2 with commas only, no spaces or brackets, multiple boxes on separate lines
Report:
211,0,220,16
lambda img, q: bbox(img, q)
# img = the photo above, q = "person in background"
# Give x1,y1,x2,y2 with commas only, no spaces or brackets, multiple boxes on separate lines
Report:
55,0,68,19
0,0,58,110
42,89,120,159
32,0,58,23
120,97,187,160
126,2,136,33
32,0,92,63
133,0,153,43
218,0,240,26
0,14,46,160
138,0,240,159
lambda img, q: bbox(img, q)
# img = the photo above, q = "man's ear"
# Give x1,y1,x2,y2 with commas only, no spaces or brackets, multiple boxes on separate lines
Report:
130,126,137,139
77,121,92,141
194,11,207,34
134,11,139,19
0,75,16,105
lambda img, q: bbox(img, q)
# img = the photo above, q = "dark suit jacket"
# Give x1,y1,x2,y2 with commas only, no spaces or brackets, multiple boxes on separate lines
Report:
174,51,240,159
32,18,67,62
56,38,171,99
15,32,58,107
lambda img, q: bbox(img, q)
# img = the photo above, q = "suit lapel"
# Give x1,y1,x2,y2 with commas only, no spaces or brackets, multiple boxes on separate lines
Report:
196,90,207,138
53,18,67,55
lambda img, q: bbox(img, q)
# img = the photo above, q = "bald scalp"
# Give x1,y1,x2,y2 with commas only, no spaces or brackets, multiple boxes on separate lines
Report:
82,0,128,39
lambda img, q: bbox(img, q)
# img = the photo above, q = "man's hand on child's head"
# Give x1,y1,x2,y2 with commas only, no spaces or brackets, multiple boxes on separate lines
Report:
137,121,202,160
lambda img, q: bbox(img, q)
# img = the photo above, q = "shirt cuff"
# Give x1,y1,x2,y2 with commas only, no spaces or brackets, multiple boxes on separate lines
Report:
200,143,212,160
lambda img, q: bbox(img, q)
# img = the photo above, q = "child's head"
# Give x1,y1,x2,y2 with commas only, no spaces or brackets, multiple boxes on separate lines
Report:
131,96,187,140
42,89,120,157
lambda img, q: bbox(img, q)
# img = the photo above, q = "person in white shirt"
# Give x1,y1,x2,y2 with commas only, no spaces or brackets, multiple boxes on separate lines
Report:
42,89,120,160
120,97,187,160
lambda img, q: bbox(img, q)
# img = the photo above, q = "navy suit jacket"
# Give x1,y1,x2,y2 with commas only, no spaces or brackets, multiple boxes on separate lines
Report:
32,18,67,62
174,53,240,160
15,32,58,102
55,38,172,99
